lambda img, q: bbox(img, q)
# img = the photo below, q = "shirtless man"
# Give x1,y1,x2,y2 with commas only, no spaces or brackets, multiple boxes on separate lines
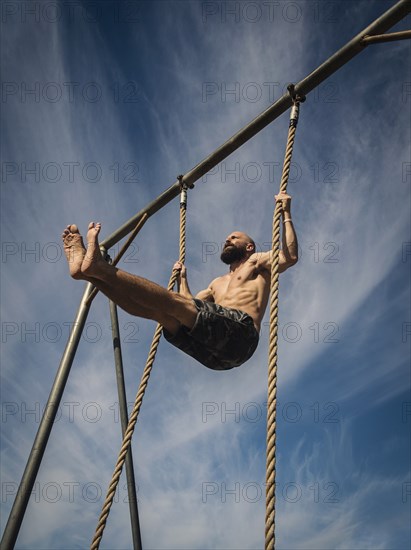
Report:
62,192,298,370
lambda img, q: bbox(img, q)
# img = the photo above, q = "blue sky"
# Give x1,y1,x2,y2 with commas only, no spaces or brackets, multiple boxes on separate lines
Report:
1,1,410,549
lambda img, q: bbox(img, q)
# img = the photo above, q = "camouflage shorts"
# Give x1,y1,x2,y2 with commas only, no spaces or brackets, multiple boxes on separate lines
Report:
163,298,259,371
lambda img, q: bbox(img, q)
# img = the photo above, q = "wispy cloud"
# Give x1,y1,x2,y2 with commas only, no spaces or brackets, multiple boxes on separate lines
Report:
1,1,409,549
277,423,410,549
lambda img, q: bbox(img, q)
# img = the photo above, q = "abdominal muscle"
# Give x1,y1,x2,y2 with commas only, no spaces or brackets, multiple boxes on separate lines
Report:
212,270,270,332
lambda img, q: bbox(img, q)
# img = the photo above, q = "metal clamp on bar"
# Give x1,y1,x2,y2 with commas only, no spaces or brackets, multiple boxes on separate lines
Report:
178,175,188,208
287,84,306,128
289,103,300,128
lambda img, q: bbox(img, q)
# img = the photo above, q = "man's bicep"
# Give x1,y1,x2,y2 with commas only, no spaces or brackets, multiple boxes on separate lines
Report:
254,250,289,273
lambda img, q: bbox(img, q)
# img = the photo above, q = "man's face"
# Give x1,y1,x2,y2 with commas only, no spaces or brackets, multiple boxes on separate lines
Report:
220,232,251,265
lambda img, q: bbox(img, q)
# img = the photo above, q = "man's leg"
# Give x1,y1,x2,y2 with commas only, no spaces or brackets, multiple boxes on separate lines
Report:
62,223,197,334
86,276,182,333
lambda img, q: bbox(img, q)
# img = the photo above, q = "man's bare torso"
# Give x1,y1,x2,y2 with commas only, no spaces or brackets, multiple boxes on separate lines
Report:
190,220,297,334
206,254,270,332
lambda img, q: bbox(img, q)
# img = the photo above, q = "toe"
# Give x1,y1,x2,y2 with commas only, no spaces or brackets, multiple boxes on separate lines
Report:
69,224,79,233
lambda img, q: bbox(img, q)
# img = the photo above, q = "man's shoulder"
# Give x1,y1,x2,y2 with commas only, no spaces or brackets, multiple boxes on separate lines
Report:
250,250,270,261
210,274,228,287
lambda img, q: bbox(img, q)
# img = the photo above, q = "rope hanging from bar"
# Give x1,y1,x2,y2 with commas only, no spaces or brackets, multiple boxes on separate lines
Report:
90,176,190,550
265,85,304,550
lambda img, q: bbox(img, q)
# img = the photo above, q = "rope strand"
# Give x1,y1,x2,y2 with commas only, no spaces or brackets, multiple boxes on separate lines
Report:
90,184,188,549
87,94,300,547
265,100,301,550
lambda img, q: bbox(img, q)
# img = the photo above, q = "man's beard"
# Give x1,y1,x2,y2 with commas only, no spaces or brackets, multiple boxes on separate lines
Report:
220,244,247,265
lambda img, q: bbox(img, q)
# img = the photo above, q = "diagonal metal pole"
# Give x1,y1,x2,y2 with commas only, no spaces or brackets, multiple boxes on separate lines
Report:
108,300,142,550
1,1,409,548
0,282,95,550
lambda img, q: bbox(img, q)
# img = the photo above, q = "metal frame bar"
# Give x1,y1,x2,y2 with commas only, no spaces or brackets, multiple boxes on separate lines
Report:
1,282,95,549
362,29,411,43
109,301,142,550
100,0,410,251
1,1,410,548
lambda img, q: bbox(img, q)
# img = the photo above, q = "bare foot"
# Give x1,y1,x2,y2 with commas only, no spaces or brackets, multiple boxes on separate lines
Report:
62,224,86,279
81,222,105,277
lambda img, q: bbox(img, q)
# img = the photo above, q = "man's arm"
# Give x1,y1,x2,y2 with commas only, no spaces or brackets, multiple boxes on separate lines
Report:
195,287,215,302
173,261,193,298
173,262,215,301
254,192,298,273
278,191,298,271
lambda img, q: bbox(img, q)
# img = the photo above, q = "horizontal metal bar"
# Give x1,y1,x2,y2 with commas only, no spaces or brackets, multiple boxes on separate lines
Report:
294,0,410,98
101,0,410,251
362,29,411,43
101,184,180,249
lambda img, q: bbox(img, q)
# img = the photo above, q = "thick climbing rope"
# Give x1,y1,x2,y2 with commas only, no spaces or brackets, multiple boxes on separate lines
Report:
90,177,189,549
265,87,304,550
